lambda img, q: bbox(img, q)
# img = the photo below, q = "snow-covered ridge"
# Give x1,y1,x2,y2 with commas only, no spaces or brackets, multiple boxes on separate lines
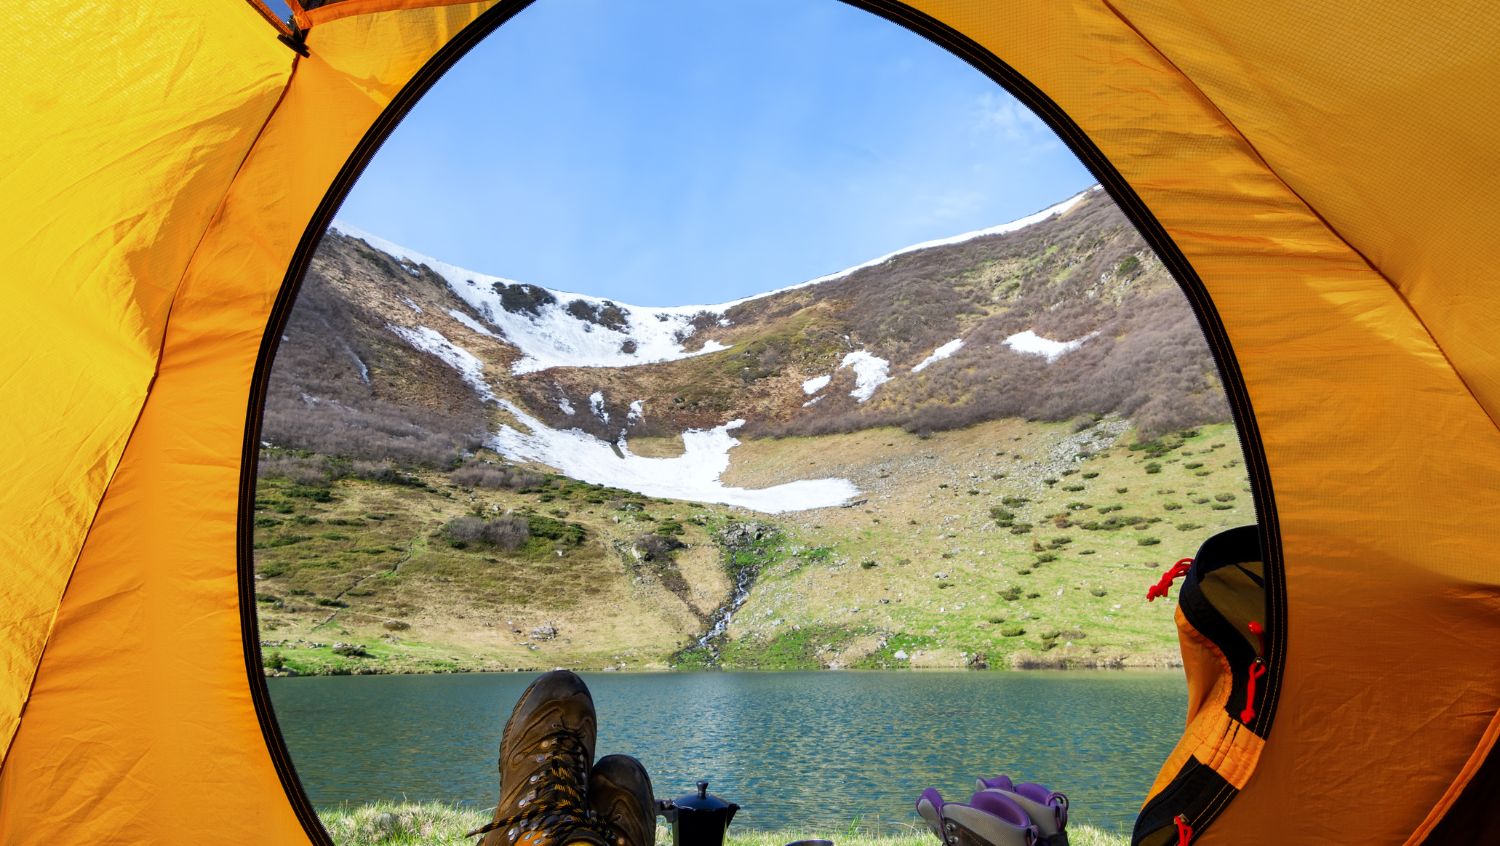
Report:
333,222,731,375
332,187,1095,374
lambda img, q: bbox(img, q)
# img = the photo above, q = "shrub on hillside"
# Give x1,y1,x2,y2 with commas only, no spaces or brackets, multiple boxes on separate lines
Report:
258,454,334,486
449,463,543,490
349,460,418,485
634,533,685,562
654,519,685,537
527,514,586,547
442,515,530,551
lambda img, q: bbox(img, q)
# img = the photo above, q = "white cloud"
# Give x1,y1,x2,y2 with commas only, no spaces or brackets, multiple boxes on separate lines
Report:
975,93,1060,158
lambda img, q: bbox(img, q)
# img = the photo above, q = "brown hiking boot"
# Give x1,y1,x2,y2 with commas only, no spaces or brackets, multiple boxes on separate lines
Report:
473,671,604,846
587,755,657,846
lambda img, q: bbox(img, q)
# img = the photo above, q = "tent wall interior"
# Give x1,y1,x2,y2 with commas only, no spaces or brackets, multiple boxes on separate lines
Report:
1,0,1496,843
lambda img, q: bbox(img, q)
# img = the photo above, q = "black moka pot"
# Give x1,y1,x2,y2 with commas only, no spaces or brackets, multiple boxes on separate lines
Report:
657,781,739,846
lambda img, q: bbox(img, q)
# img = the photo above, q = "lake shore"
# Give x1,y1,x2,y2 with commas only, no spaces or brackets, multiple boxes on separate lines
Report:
261,642,1182,677
318,801,1130,846
263,657,1182,678
270,670,1180,833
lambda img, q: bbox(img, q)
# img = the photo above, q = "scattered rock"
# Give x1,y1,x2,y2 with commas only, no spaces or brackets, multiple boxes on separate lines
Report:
382,620,410,631
530,624,559,641
718,521,778,549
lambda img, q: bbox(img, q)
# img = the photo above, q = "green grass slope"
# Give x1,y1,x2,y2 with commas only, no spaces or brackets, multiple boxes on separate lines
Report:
695,420,1251,669
255,417,1252,675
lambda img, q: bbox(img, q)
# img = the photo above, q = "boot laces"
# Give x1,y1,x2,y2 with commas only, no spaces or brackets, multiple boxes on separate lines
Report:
469,729,596,840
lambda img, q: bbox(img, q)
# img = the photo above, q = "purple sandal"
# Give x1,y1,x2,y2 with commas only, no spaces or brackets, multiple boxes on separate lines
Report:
916,787,1039,846
972,776,1068,846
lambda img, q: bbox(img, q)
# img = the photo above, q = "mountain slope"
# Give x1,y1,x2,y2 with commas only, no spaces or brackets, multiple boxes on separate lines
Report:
254,187,1251,673
271,187,1226,465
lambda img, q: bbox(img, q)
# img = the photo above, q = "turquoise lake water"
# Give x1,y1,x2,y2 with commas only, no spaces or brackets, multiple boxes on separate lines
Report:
268,670,1184,835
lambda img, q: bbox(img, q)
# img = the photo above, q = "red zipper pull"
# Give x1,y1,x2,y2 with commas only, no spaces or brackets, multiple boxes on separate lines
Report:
1240,658,1268,723
1175,814,1193,845
1248,620,1266,655
1146,558,1194,601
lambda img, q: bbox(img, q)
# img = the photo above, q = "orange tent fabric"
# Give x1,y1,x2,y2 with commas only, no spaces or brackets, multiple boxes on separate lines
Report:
1,1,1496,842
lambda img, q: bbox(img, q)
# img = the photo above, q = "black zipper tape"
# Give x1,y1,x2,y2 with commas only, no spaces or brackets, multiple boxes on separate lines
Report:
1177,525,1264,724
237,3,540,843
1132,758,1234,845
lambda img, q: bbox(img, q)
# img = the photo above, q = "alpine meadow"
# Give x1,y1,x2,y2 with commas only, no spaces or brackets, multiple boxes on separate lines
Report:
253,187,1253,676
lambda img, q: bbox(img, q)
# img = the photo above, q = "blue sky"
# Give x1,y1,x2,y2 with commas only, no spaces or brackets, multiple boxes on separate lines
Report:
313,0,1093,306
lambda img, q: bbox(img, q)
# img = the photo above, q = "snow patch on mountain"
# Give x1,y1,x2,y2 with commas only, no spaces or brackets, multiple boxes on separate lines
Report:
558,394,575,416
589,391,608,423
801,374,832,395
388,325,494,402
628,400,644,422
388,324,856,512
448,309,500,337
1004,330,1097,362
912,338,964,373
839,351,891,402
490,404,859,513
343,344,370,385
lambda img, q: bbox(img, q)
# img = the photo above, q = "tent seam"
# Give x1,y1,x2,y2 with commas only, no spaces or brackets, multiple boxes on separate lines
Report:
306,0,494,27
1096,0,1500,437
1404,706,1500,843
0,52,301,776
0,377,157,773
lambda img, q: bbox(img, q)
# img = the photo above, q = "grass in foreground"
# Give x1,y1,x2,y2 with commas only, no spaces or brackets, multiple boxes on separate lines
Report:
318,802,1128,846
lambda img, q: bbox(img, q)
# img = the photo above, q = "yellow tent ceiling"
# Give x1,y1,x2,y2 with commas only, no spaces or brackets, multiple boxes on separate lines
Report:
1,0,1496,843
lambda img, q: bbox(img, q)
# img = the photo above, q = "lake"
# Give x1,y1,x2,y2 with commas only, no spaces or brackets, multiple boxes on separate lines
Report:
268,670,1184,836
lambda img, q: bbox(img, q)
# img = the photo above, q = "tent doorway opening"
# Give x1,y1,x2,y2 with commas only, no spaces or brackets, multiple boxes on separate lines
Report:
244,1,1272,844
